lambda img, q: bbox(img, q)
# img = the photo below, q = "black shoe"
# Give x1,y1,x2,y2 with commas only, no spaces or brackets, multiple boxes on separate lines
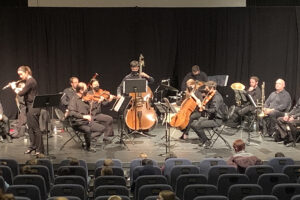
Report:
24,149,36,154
203,140,212,149
7,135,12,143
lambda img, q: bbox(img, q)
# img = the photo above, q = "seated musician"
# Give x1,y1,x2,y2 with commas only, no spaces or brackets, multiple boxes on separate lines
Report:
68,82,106,152
61,77,79,112
0,101,11,143
263,79,291,136
274,97,300,146
179,79,203,140
181,65,208,92
89,79,114,140
190,81,225,148
117,60,154,97
228,76,261,127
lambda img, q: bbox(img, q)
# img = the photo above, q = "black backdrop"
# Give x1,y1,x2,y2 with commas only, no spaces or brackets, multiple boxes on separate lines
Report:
1,7,300,118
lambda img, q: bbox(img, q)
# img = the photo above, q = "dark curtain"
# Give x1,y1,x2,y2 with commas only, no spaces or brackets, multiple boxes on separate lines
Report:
1,7,300,118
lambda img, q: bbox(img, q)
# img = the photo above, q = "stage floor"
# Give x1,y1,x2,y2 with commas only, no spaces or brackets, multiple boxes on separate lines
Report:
1,123,300,166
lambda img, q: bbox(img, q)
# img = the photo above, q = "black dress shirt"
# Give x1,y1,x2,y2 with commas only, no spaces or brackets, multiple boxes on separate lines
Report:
265,89,291,112
205,91,224,120
61,87,77,109
117,72,154,96
181,72,208,91
18,77,38,106
248,86,262,103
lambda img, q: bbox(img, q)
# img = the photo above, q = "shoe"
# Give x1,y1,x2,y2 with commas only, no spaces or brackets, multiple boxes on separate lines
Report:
277,141,284,144
24,149,36,154
285,143,293,147
179,134,188,140
0,136,4,143
203,140,212,149
103,138,112,144
7,135,12,143
85,147,96,152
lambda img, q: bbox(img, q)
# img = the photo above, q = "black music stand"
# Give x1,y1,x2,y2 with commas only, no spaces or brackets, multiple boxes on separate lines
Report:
111,96,132,149
155,98,177,157
123,79,148,136
33,93,63,158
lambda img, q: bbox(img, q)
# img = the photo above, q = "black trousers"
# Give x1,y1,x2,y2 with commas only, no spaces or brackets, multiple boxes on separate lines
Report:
190,117,222,142
15,106,27,137
77,121,106,148
94,113,114,138
182,110,202,136
264,110,285,136
275,117,300,143
0,114,9,137
26,106,44,153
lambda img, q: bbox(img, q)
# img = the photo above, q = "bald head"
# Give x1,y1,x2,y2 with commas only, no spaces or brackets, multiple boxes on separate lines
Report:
275,79,285,92
76,82,87,95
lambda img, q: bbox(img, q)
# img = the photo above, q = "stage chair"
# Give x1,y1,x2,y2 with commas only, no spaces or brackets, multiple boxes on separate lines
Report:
50,184,86,200
13,175,47,200
198,158,227,177
183,184,218,200
95,159,122,168
54,175,87,191
94,196,130,200
137,184,172,200
242,195,279,200
169,165,200,189
7,185,41,200
134,175,167,198
292,195,300,200
217,174,249,196
282,165,300,183
47,197,81,200
193,196,229,200
205,125,232,150
94,166,124,178
175,174,207,200
267,157,294,173
207,165,237,186
0,165,13,185
37,159,54,183
257,173,289,195
0,158,19,177
94,185,129,198
94,176,126,189
228,184,263,200
245,165,274,184
272,183,300,200
57,166,87,182
129,158,158,186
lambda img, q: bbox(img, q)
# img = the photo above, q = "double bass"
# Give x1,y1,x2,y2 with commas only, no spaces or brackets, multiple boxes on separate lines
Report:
125,55,158,131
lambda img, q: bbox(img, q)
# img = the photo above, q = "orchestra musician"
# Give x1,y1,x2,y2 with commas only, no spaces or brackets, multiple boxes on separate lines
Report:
228,76,262,127
190,81,225,148
179,79,204,140
61,77,79,112
68,82,108,152
117,60,154,97
263,79,291,137
0,101,11,143
181,65,208,92
88,79,114,140
274,97,300,146
10,66,44,155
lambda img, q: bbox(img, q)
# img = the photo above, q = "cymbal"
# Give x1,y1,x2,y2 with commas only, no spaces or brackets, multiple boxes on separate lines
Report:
231,82,245,91
160,84,179,92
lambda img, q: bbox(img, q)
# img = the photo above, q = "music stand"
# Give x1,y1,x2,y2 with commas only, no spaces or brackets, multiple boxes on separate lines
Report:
111,95,133,149
123,79,148,136
33,93,63,158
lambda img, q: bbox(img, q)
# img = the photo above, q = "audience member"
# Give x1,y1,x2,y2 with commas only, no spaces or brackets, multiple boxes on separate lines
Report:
68,157,79,166
227,139,262,173
139,153,148,159
108,195,122,200
103,159,114,167
161,152,177,174
0,169,9,190
101,166,113,176
158,190,176,200
275,152,285,157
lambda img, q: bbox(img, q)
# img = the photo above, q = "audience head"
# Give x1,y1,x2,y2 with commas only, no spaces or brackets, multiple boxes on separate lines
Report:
158,190,176,200
53,197,68,200
108,195,122,200
139,153,148,159
275,152,285,157
67,157,79,166
165,152,177,161
21,165,38,175
275,79,285,92
233,139,246,153
101,166,113,176
57,167,71,176
141,159,153,166
192,65,200,75
69,77,79,90
103,159,114,167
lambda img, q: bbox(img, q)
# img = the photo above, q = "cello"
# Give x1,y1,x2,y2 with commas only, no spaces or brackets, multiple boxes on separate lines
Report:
125,55,158,131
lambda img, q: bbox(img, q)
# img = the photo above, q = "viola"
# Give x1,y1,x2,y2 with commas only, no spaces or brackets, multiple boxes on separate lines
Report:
83,89,115,102
199,89,216,111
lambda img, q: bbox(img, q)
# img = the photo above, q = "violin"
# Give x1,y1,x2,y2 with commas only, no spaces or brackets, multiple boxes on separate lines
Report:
199,89,216,111
83,89,115,102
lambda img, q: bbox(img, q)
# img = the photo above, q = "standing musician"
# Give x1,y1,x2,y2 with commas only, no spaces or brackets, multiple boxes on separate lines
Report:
61,77,79,112
190,81,225,148
68,82,107,152
228,76,261,126
117,60,154,97
0,101,11,143
10,66,44,155
274,97,300,146
88,79,114,140
263,79,291,137
181,65,208,91
179,79,203,140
